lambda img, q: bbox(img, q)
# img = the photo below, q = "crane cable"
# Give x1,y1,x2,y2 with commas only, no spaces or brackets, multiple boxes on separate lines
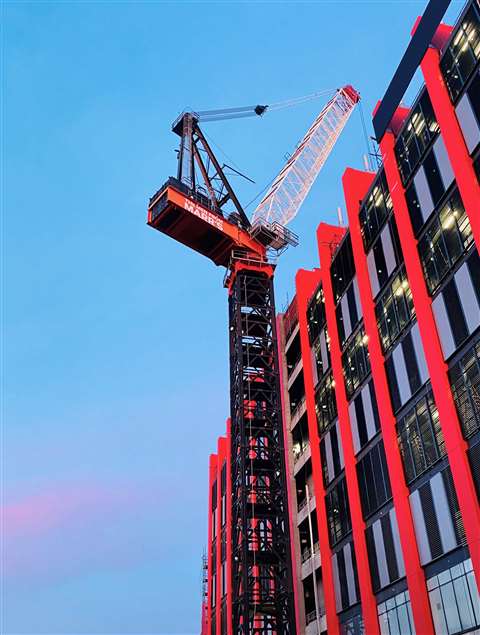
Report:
200,87,357,216
359,100,376,171
265,87,337,112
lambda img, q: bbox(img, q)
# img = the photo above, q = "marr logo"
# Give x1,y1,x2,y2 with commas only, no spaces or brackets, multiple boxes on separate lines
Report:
184,199,224,232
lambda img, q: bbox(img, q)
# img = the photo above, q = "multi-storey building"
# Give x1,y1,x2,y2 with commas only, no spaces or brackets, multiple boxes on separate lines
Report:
203,1,480,633
204,424,232,635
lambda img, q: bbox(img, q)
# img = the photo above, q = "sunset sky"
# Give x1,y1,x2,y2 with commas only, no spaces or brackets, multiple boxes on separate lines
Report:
4,1,464,632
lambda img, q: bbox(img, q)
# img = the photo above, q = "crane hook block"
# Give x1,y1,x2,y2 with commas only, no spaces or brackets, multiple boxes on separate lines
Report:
254,105,268,116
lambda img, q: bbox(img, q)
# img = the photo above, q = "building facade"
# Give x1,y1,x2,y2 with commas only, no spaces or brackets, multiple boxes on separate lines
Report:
204,423,233,635
203,1,480,633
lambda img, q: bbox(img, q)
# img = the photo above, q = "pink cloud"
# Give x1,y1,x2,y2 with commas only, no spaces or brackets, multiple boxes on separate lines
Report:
5,484,122,535
3,481,172,583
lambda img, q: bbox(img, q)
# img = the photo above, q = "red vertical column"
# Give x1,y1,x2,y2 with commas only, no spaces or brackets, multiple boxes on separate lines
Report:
226,419,233,635
380,129,480,586
295,268,340,635
419,38,480,250
216,437,227,632
317,224,380,635
207,454,218,635
343,167,435,634
277,314,302,635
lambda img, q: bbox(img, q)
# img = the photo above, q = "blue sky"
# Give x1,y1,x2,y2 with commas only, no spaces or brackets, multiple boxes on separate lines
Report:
3,1,464,633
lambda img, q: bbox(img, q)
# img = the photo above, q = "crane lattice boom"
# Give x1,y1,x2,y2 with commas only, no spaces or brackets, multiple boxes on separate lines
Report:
251,85,360,228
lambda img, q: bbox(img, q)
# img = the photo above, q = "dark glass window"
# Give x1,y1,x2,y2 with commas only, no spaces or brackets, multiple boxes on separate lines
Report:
331,234,355,303
467,73,480,145
440,5,480,101
286,332,302,378
312,332,330,380
418,191,473,294
325,477,351,546
397,391,446,484
221,600,227,632
342,327,371,399
320,423,342,486
336,302,346,346
307,285,326,345
450,339,480,439
315,372,337,435
358,171,393,250
395,92,439,184
405,182,424,235
356,440,392,519
212,481,217,511
469,442,480,501
442,278,469,348
283,297,298,343
340,613,364,635
376,267,415,352
475,151,480,181
423,148,446,207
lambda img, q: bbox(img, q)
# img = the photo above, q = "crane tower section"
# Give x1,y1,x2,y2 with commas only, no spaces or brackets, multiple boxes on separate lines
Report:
252,86,360,227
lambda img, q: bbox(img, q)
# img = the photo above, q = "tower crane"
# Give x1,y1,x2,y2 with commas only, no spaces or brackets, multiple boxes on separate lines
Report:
147,85,360,635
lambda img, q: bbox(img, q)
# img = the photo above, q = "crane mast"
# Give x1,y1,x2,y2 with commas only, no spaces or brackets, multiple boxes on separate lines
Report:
147,86,360,634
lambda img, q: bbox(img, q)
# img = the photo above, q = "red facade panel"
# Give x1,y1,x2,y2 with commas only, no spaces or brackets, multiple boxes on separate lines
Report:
317,223,380,635
295,268,340,635
276,314,303,635
380,128,480,588
420,40,480,251
342,167,435,634
207,454,218,635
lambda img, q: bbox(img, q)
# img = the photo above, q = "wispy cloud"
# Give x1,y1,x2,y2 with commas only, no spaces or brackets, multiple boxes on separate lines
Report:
3,481,173,584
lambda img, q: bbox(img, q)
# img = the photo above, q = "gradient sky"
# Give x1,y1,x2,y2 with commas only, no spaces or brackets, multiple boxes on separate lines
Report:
3,1,465,633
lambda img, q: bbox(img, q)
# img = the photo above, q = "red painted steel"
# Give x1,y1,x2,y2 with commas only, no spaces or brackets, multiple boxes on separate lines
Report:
226,419,233,635
148,184,266,268
420,45,480,251
207,454,218,635
380,129,480,588
342,167,435,634
295,268,340,635
317,223,380,635
276,314,303,635
217,438,226,633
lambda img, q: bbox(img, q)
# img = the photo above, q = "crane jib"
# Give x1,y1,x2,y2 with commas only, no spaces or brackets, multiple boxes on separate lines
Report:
252,85,360,228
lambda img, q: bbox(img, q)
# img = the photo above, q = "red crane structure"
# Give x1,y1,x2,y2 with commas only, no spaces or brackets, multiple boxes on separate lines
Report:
148,85,360,634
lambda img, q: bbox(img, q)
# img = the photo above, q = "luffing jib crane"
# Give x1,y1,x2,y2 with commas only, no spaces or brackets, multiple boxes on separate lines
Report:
147,85,360,635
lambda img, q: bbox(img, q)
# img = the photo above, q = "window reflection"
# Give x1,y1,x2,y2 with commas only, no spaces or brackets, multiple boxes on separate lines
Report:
395,92,439,185
315,372,337,435
359,171,393,250
441,5,480,101
376,267,415,352
342,327,371,398
417,191,472,294
397,390,446,484
427,558,480,634
450,338,480,439
378,590,416,635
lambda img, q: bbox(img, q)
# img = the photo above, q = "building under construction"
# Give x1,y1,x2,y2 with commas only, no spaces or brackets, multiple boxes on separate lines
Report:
198,0,480,633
